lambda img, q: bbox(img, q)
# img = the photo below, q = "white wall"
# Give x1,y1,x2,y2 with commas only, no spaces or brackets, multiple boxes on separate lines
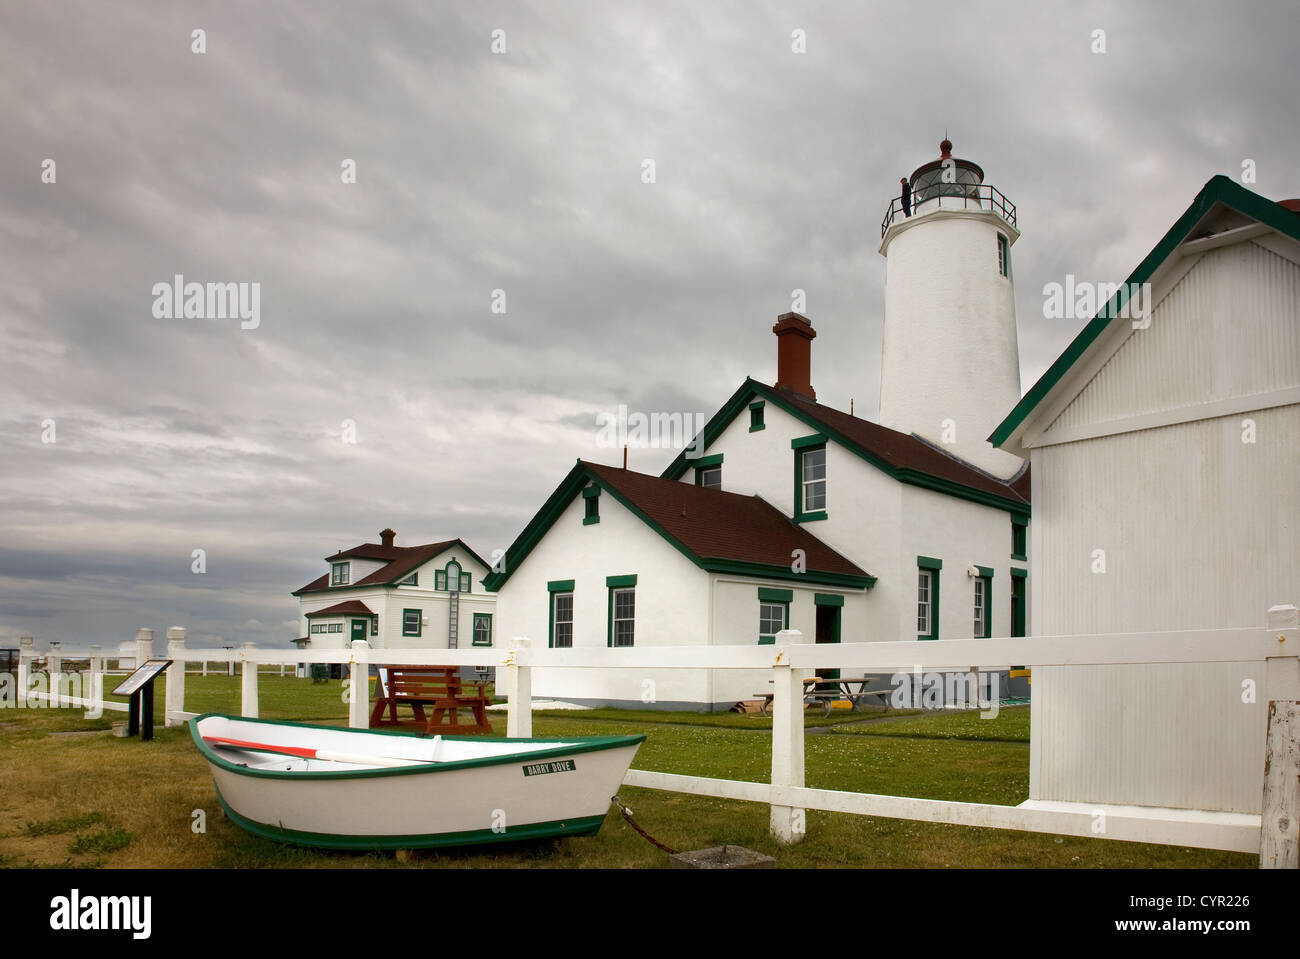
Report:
1026,235,1300,813
494,484,712,706
879,209,1024,478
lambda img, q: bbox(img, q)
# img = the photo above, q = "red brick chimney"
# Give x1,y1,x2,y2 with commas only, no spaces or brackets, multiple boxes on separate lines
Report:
380,528,396,548
772,312,817,400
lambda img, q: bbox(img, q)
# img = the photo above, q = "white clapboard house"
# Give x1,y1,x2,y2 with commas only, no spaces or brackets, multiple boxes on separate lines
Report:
487,142,1034,708
292,528,497,656
991,176,1300,815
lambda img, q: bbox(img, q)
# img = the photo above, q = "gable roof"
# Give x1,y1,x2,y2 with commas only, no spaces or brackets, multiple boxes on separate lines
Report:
991,175,1300,450
481,460,875,592
305,600,375,618
660,378,1030,515
293,538,489,596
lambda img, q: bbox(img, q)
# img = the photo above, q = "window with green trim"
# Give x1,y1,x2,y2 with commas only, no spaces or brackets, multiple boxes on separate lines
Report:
917,557,941,640
472,613,492,647
1011,518,1027,560
758,601,788,645
435,570,447,590
309,624,322,634
973,575,991,638
997,233,1010,277
399,572,417,586
609,588,635,647
371,617,378,636
459,572,471,592
583,485,600,525
330,562,349,586
550,592,573,648
693,454,723,489
327,623,342,633
402,608,421,637
792,435,827,521
749,401,765,432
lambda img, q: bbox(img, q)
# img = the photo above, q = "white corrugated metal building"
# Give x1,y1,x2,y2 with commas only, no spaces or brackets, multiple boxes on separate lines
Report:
992,176,1300,814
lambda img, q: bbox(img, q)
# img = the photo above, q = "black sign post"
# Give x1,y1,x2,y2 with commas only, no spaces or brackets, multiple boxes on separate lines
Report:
111,659,172,742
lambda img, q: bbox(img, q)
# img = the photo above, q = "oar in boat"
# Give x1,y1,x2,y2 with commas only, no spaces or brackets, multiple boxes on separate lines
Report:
203,735,442,768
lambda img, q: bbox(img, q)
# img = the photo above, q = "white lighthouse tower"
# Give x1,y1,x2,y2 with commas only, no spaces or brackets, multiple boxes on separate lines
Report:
877,139,1024,479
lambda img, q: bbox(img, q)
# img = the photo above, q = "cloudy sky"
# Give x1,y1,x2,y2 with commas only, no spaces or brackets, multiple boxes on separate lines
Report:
2,1,1296,649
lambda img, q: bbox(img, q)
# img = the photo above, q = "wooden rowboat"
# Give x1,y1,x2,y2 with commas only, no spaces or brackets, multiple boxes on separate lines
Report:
190,714,644,850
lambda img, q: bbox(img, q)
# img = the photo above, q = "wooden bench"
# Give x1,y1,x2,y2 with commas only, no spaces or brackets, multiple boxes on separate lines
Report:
369,666,493,735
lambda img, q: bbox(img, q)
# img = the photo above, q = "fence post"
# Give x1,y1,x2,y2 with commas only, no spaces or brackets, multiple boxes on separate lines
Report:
770,629,809,845
1261,603,1300,869
504,638,532,738
165,627,187,727
348,640,370,729
240,643,258,718
87,644,102,718
47,642,61,709
17,636,33,708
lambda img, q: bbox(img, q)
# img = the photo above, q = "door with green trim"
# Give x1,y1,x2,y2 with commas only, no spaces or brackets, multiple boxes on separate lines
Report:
350,619,367,643
815,605,841,682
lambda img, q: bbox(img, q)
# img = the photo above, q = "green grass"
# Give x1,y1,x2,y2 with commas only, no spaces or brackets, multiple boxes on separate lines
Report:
0,675,1255,869
24,811,108,837
69,828,133,855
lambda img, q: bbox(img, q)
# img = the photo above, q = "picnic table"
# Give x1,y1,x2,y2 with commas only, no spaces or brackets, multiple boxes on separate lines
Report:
370,666,493,735
754,676,894,717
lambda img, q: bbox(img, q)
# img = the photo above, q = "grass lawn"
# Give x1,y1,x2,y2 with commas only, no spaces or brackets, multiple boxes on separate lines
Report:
0,675,1255,868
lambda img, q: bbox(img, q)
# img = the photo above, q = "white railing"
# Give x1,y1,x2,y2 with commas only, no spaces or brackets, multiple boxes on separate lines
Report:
9,607,1299,866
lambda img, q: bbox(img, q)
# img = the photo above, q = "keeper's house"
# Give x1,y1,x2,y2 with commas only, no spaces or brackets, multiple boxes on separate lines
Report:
992,176,1300,815
292,528,496,652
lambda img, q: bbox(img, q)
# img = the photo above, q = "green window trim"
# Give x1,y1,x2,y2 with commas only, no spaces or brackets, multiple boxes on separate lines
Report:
974,567,994,639
330,562,349,586
370,617,378,636
917,558,940,640
749,401,765,432
434,570,447,590
1010,567,1028,578
792,435,828,523
399,572,418,586
791,433,827,451
997,232,1011,278
472,612,493,647
401,608,422,638
548,590,573,649
758,598,790,645
693,453,724,488
814,593,844,607
1011,516,1028,560
583,485,600,525
440,559,468,592
607,585,635,647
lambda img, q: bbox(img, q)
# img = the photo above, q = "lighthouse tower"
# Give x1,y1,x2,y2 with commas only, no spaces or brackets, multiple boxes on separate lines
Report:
877,139,1024,479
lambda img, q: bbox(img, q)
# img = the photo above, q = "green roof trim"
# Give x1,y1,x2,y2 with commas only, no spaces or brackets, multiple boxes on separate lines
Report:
990,176,1300,448
660,379,1029,518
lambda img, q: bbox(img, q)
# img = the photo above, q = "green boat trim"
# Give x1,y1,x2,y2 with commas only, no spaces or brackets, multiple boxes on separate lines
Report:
214,787,607,850
190,712,645,782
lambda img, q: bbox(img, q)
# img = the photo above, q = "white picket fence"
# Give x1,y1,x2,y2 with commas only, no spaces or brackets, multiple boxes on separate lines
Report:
10,607,1299,866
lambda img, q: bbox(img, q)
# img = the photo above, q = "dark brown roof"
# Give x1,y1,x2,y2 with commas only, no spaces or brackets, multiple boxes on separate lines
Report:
583,461,871,581
305,600,375,618
293,539,475,595
771,388,1030,506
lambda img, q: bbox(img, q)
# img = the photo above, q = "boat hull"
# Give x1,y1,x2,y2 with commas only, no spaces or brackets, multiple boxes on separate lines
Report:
192,714,643,850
